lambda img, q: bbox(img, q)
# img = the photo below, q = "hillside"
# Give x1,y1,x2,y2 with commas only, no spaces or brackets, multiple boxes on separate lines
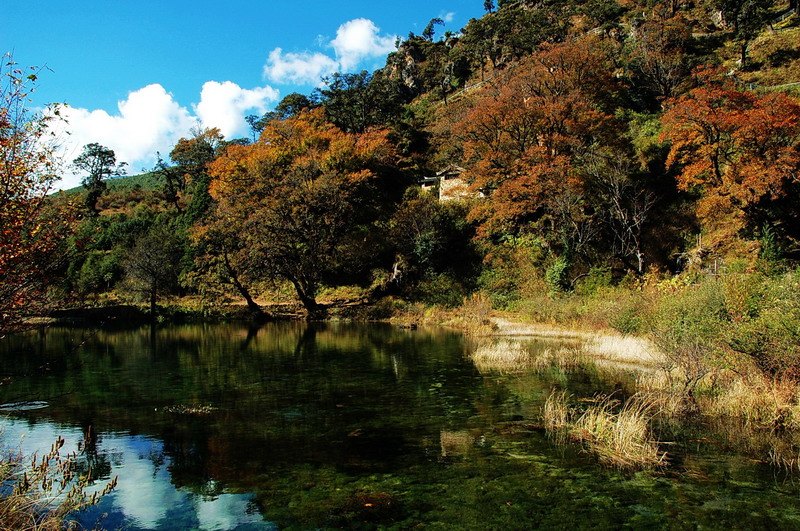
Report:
12,0,800,330
62,171,162,195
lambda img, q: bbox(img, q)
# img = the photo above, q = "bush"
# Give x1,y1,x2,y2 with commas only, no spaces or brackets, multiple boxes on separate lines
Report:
414,273,467,308
725,270,800,374
646,278,728,396
574,267,612,297
544,256,570,293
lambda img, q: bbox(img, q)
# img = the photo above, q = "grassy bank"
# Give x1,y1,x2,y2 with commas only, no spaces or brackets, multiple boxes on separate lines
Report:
442,264,800,470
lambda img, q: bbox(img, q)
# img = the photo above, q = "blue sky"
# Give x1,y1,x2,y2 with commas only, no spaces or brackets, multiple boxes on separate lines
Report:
4,1,483,187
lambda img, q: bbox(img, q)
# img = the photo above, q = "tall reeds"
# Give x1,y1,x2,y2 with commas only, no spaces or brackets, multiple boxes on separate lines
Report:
0,436,116,530
544,390,666,470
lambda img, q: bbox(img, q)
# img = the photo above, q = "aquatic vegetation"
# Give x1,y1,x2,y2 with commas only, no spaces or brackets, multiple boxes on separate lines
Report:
544,390,666,470
159,404,218,415
439,430,475,458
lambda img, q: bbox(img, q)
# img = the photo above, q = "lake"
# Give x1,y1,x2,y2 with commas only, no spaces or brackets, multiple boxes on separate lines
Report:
1,322,799,529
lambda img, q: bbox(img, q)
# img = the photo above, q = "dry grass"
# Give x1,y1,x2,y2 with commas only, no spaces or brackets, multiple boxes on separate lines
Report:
471,339,587,374
636,368,800,471
584,334,661,367
0,436,116,530
543,390,666,470
636,367,800,430
543,390,571,441
471,339,532,374
459,293,496,336
573,394,666,470
489,317,586,339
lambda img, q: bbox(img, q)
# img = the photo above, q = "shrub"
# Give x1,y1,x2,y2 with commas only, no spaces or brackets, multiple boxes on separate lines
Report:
414,273,467,308
544,256,570,293
646,279,728,397
574,267,612,297
725,270,800,374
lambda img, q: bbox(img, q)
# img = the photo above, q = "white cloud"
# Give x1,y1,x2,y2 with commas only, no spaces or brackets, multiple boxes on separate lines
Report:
263,18,397,86
440,11,456,24
52,84,197,186
195,81,279,138
331,18,397,70
263,48,338,85
49,81,278,189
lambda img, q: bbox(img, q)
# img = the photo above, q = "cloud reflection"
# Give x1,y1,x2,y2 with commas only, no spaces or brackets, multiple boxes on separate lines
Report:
0,418,269,530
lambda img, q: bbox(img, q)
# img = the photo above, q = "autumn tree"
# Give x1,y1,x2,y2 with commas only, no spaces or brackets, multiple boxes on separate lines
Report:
245,92,315,140
189,201,262,314
73,143,125,216
460,37,621,259
0,54,74,332
205,108,397,319
660,69,800,250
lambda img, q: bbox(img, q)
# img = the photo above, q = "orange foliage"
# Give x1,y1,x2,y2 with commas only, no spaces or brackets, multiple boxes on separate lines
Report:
459,36,621,240
1,55,75,331
200,108,396,316
661,70,800,241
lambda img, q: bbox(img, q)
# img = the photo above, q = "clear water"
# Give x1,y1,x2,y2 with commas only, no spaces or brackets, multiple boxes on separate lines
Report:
1,322,799,529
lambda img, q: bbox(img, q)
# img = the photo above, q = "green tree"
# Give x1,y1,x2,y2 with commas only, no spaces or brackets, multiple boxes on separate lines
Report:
387,188,480,298
315,71,410,133
422,17,444,41
73,143,125,216
123,223,184,317
169,127,223,221
153,152,185,212
715,0,773,67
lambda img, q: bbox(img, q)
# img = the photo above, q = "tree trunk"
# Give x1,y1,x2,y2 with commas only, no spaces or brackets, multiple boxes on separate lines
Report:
740,40,749,69
223,252,261,314
149,286,157,320
290,278,326,320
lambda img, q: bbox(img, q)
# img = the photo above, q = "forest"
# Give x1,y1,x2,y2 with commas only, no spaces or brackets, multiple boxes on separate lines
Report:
3,0,800,444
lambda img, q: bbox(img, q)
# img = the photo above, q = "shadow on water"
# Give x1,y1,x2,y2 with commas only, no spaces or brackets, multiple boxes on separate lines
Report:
0,323,800,529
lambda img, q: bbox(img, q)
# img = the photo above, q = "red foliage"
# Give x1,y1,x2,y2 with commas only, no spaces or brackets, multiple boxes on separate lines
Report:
661,69,800,240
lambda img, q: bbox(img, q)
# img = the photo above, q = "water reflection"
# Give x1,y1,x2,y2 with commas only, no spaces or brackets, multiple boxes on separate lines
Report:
0,418,268,530
0,323,474,528
0,323,799,529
